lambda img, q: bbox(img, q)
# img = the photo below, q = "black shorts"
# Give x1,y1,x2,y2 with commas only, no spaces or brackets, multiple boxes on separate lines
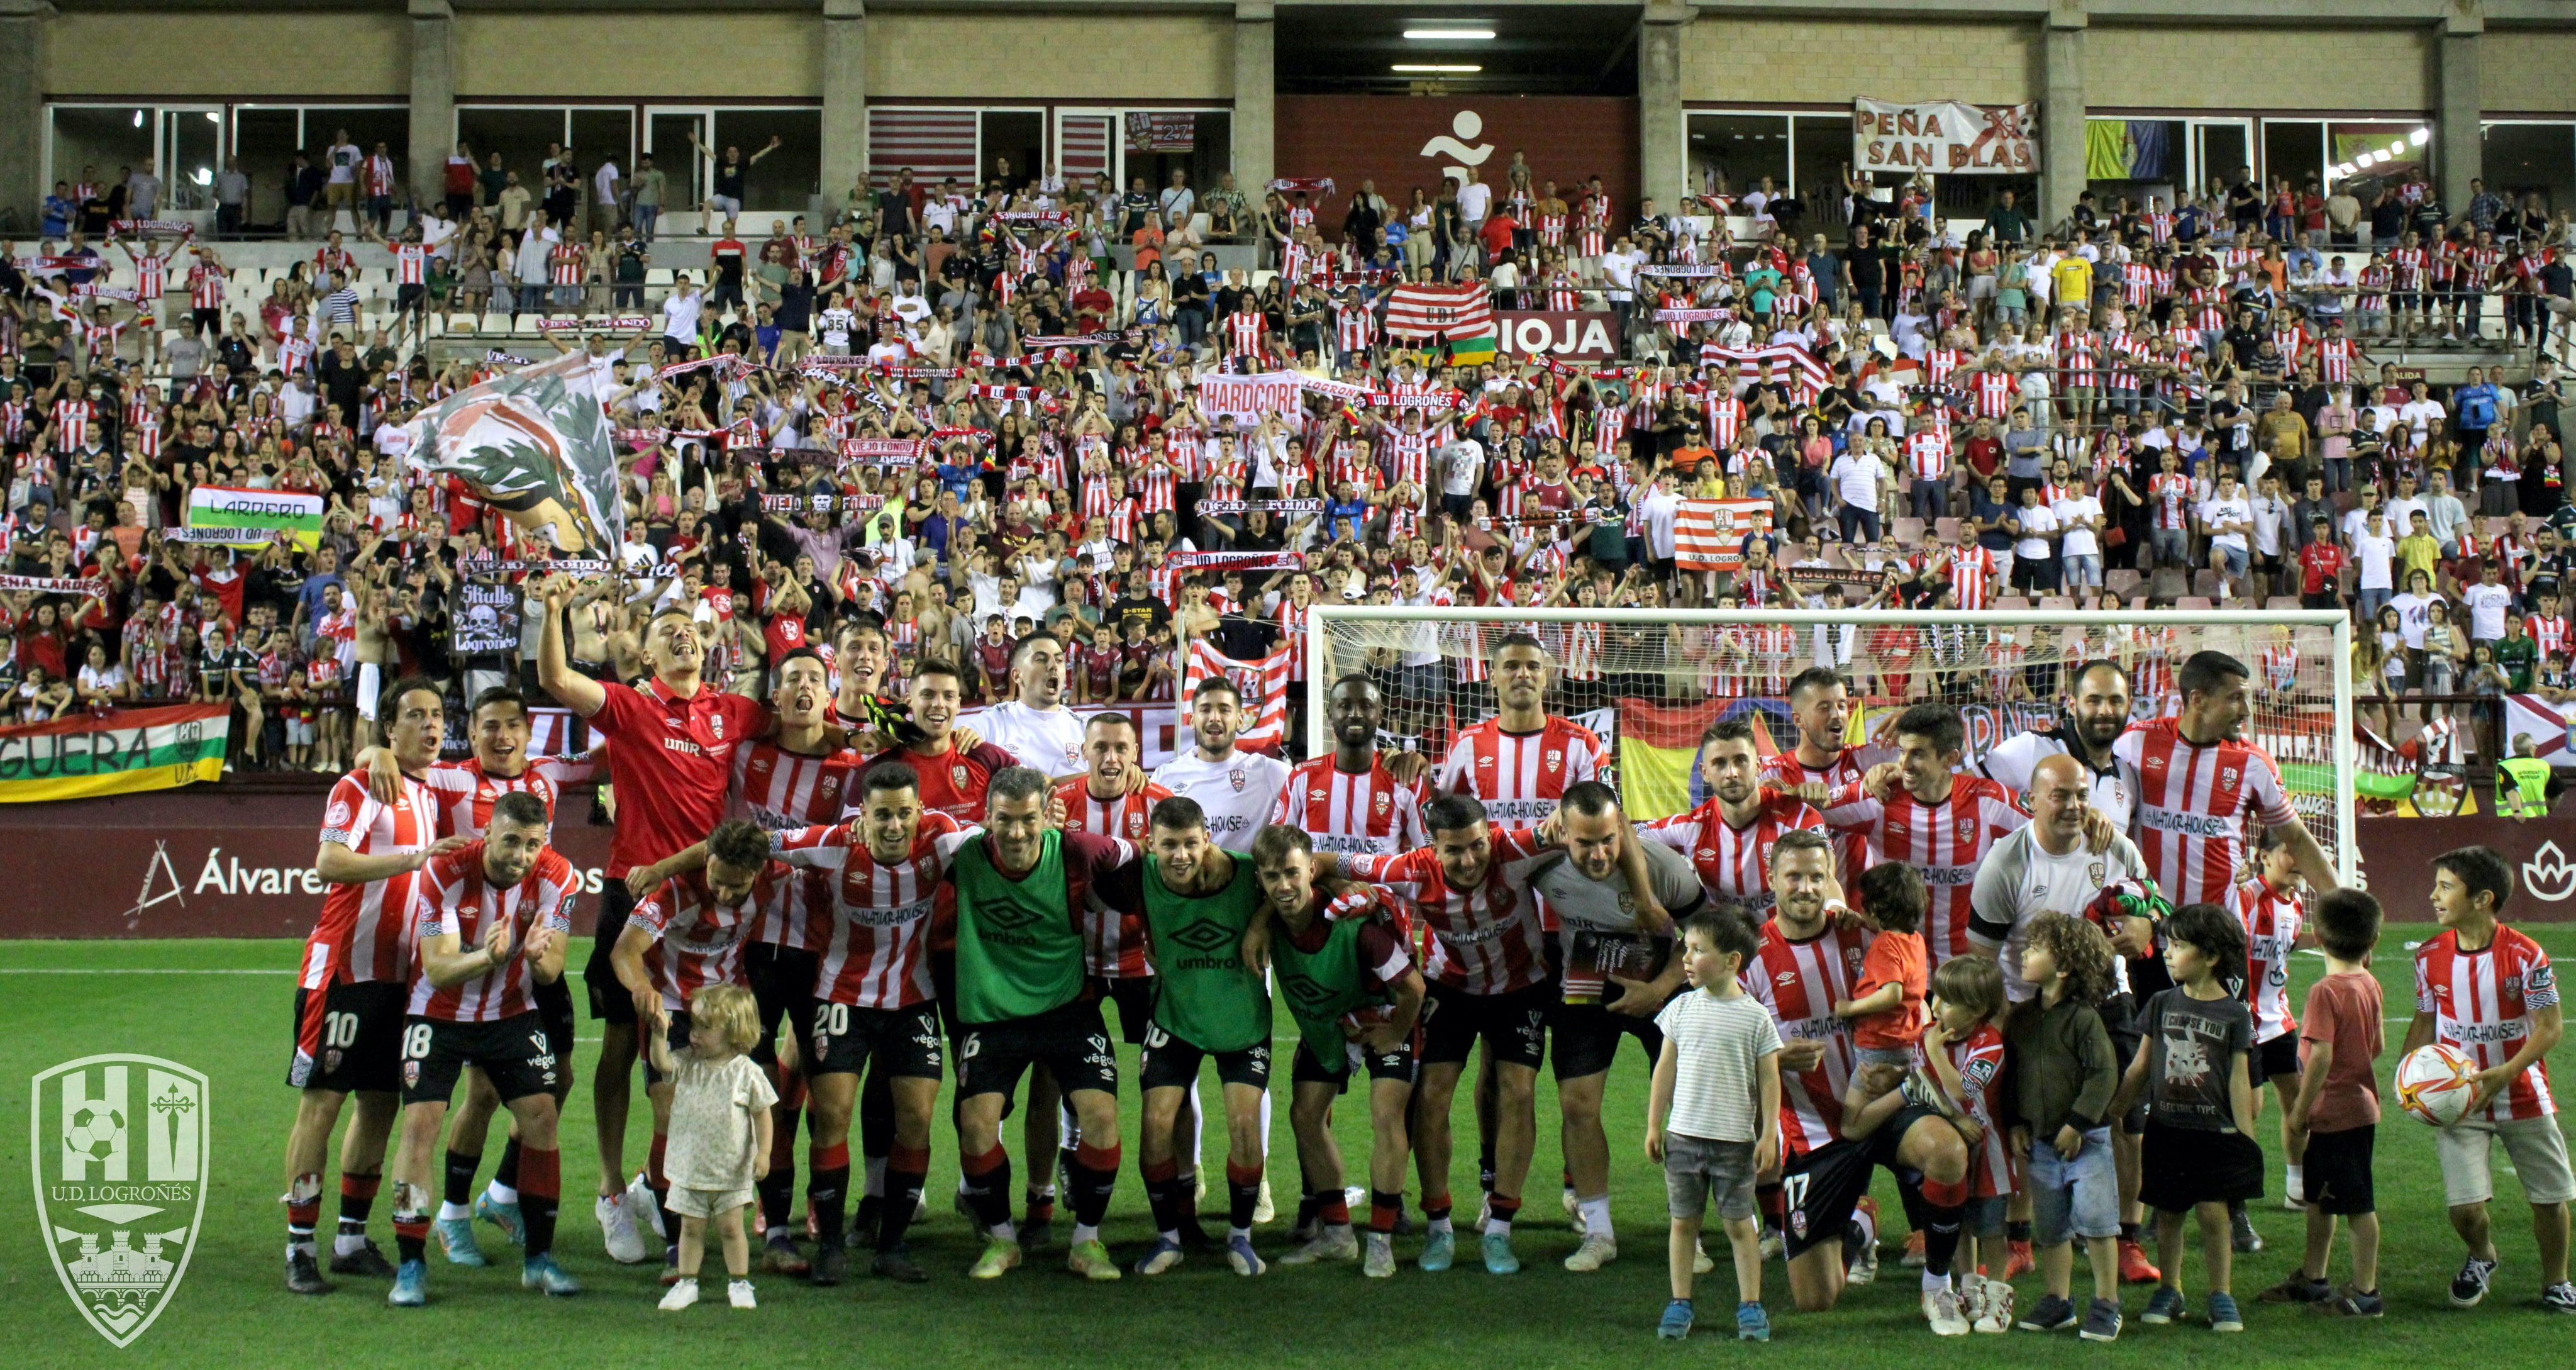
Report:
2301,1123,2375,1216
535,977,577,1098
744,942,821,1064
956,998,1118,1101
1419,979,1552,1071
585,880,641,1024
1863,1102,1948,1174
1550,996,1668,1082
1289,1031,1419,1089
288,979,408,1094
2139,1120,2265,1211
396,282,426,313
641,1011,694,1088
401,1013,565,1106
1781,1138,1876,1261
1138,1020,1272,1091
1089,974,1156,1045
806,999,945,1081
2253,1032,2301,1087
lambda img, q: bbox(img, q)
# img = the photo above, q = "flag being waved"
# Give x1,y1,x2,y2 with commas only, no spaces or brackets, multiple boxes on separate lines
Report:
402,352,626,555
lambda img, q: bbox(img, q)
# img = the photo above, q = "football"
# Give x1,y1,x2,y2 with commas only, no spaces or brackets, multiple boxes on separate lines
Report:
2394,1042,2480,1127
65,1103,123,1161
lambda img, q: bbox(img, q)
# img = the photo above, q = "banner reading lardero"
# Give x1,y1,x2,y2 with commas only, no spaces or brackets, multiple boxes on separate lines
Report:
0,704,230,803
1852,99,2037,174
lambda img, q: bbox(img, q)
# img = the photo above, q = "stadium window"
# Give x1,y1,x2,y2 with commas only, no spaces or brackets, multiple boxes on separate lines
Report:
457,106,570,194
225,105,404,230
1118,111,1232,199
1686,113,1790,203
710,108,823,213
1790,114,1852,208
47,104,160,201
2262,118,2327,194
2482,121,2575,212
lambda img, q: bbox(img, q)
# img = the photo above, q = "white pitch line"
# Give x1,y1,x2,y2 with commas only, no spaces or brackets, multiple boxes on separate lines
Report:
0,967,294,974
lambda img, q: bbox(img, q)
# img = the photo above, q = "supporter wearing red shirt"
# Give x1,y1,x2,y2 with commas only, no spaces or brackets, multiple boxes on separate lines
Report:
2297,520,2346,610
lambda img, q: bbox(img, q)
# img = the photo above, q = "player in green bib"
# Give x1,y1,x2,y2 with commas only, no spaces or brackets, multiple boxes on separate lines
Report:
1253,823,1428,1279
1108,796,1279,1278
947,766,1140,1284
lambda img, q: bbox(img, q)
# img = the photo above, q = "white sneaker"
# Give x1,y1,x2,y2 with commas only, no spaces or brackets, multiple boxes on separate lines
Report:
1253,1178,1275,1225
598,1195,647,1265
1277,1226,1360,1265
1562,1234,1619,1273
1362,1232,1396,1278
657,1279,698,1311
1972,1283,2014,1334
1693,1239,1715,1275
625,1172,667,1241
727,1278,757,1309
1924,1286,1971,1336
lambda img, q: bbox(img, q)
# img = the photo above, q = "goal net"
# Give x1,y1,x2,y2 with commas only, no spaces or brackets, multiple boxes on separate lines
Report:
1306,606,2359,885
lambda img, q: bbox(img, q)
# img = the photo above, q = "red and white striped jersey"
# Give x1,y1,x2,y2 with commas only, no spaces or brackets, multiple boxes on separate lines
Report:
1436,715,1608,831
1274,754,1428,858
1276,594,1313,681
772,813,969,1009
1750,918,1869,1155
2415,925,2558,1122
1335,301,1377,354
418,754,598,838
306,771,436,988
2318,336,2357,383
1050,774,1172,977
409,844,579,1023
728,740,866,950
2230,874,2304,1042
125,245,167,298
1904,430,1949,482
2524,613,2570,662
627,867,774,1011
1702,393,1746,448
1947,543,1997,610
392,243,427,287
49,398,92,450
1929,1022,2011,1196
2114,717,2297,910
1223,309,1265,357
1379,425,1440,490
189,262,226,310
1818,774,2028,960
1344,827,1553,995
1758,747,1870,882
363,153,396,198
1972,369,2016,421
1636,788,1823,914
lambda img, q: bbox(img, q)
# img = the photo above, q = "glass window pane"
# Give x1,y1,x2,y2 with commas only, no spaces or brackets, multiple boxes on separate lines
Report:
1792,114,1853,227
2196,123,2250,202
569,108,633,178
231,108,300,229
2328,121,2428,198
980,110,1043,193
164,109,221,212
2084,118,2183,215
457,107,564,207
305,108,408,169
1687,114,1789,203
2263,119,2324,200
2483,122,2573,216
647,113,708,206
50,106,155,207
712,109,821,211
1123,112,1231,210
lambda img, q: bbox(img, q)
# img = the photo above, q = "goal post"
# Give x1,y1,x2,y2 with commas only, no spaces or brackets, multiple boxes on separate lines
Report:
1307,604,2360,888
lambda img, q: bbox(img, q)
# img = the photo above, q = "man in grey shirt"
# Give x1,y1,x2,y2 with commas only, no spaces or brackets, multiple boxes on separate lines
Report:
2004,406,2050,501
630,155,666,243
215,157,250,236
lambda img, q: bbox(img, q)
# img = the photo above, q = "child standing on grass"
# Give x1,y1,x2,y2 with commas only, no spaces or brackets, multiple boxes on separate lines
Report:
644,983,776,1311
2260,888,2387,1317
2116,901,2261,1334
2005,912,2125,1342
1646,910,1781,1344
1838,861,1929,1120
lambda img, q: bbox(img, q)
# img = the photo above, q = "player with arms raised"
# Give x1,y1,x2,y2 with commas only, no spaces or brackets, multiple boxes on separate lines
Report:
382,793,579,1306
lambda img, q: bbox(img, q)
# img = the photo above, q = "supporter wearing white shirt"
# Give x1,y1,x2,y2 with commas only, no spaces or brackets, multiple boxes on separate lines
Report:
2053,486,2104,589
2011,494,2060,562
2397,393,2448,443
1150,679,1292,854
1640,475,1682,561
660,277,703,348
970,635,1087,774
2389,582,2434,650
2460,566,2516,644
2352,515,2396,607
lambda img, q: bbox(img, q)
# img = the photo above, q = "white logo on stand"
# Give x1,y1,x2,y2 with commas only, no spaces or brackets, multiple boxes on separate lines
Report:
32,1055,209,1349
2524,841,2575,903
1420,110,1494,192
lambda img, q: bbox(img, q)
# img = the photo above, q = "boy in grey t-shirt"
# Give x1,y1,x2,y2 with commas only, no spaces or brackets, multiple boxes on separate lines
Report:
1647,911,1781,1343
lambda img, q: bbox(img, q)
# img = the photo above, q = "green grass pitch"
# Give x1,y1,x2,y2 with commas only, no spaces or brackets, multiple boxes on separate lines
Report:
1,926,2569,1369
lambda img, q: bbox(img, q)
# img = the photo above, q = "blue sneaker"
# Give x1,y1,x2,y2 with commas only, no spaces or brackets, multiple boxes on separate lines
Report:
2017,1293,2077,1331
521,1253,581,1296
1736,1301,1771,1342
1657,1299,1694,1340
434,1215,487,1266
1480,1230,1520,1274
2207,1291,2243,1332
1226,1234,1267,1277
387,1257,427,1308
475,1194,525,1247
1418,1228,1455,1272
2141,1286,2186,1325
1135,1236,1185,1276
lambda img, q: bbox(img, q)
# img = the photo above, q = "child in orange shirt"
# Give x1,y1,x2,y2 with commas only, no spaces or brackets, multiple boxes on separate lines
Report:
1839,862,1929,1120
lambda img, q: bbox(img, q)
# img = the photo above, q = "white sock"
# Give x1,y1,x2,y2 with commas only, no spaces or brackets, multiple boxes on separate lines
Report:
333,1232,367,1256
1072,1223,1100,1245
1230,1224,1251,1241
1485,1213,1513,1237
2285,1164,2304,1198
1429,1213,1455,1235
486,1178,518,1206
1577,1196,1613,1239
438,1201,471,1222
864,1157,887,1200
1923,1269,1953,1294
1257,1088,1273,1159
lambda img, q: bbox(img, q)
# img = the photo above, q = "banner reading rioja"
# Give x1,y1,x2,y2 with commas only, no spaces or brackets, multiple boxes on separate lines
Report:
404,352,626,555
1852,99,2036,174
0,704,230,803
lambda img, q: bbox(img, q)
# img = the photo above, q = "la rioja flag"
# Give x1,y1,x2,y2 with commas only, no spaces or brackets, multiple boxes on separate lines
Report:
1180,640,1292,754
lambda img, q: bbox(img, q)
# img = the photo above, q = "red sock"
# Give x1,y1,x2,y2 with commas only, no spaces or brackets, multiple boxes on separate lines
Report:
1921,1176,1968,1208
813,1141,851,1171
519,1146,562,1257
1369,1191,1402,1234
1321,1193,1352,1225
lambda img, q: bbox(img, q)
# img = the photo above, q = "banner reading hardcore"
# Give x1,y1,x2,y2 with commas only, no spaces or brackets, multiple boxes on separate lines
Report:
184,486,325,552
1852,99,2037,174
404,351,627,556
0,704,230,803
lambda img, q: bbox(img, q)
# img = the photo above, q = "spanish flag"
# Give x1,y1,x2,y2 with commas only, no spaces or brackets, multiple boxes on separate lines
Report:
1614,697,1786,821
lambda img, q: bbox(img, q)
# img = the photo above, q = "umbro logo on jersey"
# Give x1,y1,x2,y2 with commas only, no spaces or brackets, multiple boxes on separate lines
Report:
1309,788,1329,805
1775,971,1797,987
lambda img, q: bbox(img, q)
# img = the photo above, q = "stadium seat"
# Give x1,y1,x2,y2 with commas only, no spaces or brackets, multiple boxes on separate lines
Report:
2038,596,2074,611
2191,569,2226,598
2265,596,2302,610
1891,518,1926,545
2105,568,2142,598
1995,596,2030,610
2176,596,2216,610
1933,517,1962,543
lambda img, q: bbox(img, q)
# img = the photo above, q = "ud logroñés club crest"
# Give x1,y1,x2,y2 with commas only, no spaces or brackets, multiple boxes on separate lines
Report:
31,1055,209,1348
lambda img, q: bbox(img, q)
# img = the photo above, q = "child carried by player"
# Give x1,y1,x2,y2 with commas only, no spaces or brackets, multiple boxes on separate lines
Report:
1836,862,1930,1126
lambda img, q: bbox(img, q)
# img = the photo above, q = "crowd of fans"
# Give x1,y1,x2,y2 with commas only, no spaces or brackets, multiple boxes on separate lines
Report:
4,137,2575,795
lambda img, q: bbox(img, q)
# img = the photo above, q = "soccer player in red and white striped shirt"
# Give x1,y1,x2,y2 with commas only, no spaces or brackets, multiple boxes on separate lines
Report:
1052,711,1172,991
2404,844,2570,1312
2114,650,2339,912
1275,674,1428,859
1816,703,2031,961
1638,716,1826,914
767,762,975,1281
1436,632,1608,833
387,794,580,1297
1759,667,1872,884
281,676,467,1295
